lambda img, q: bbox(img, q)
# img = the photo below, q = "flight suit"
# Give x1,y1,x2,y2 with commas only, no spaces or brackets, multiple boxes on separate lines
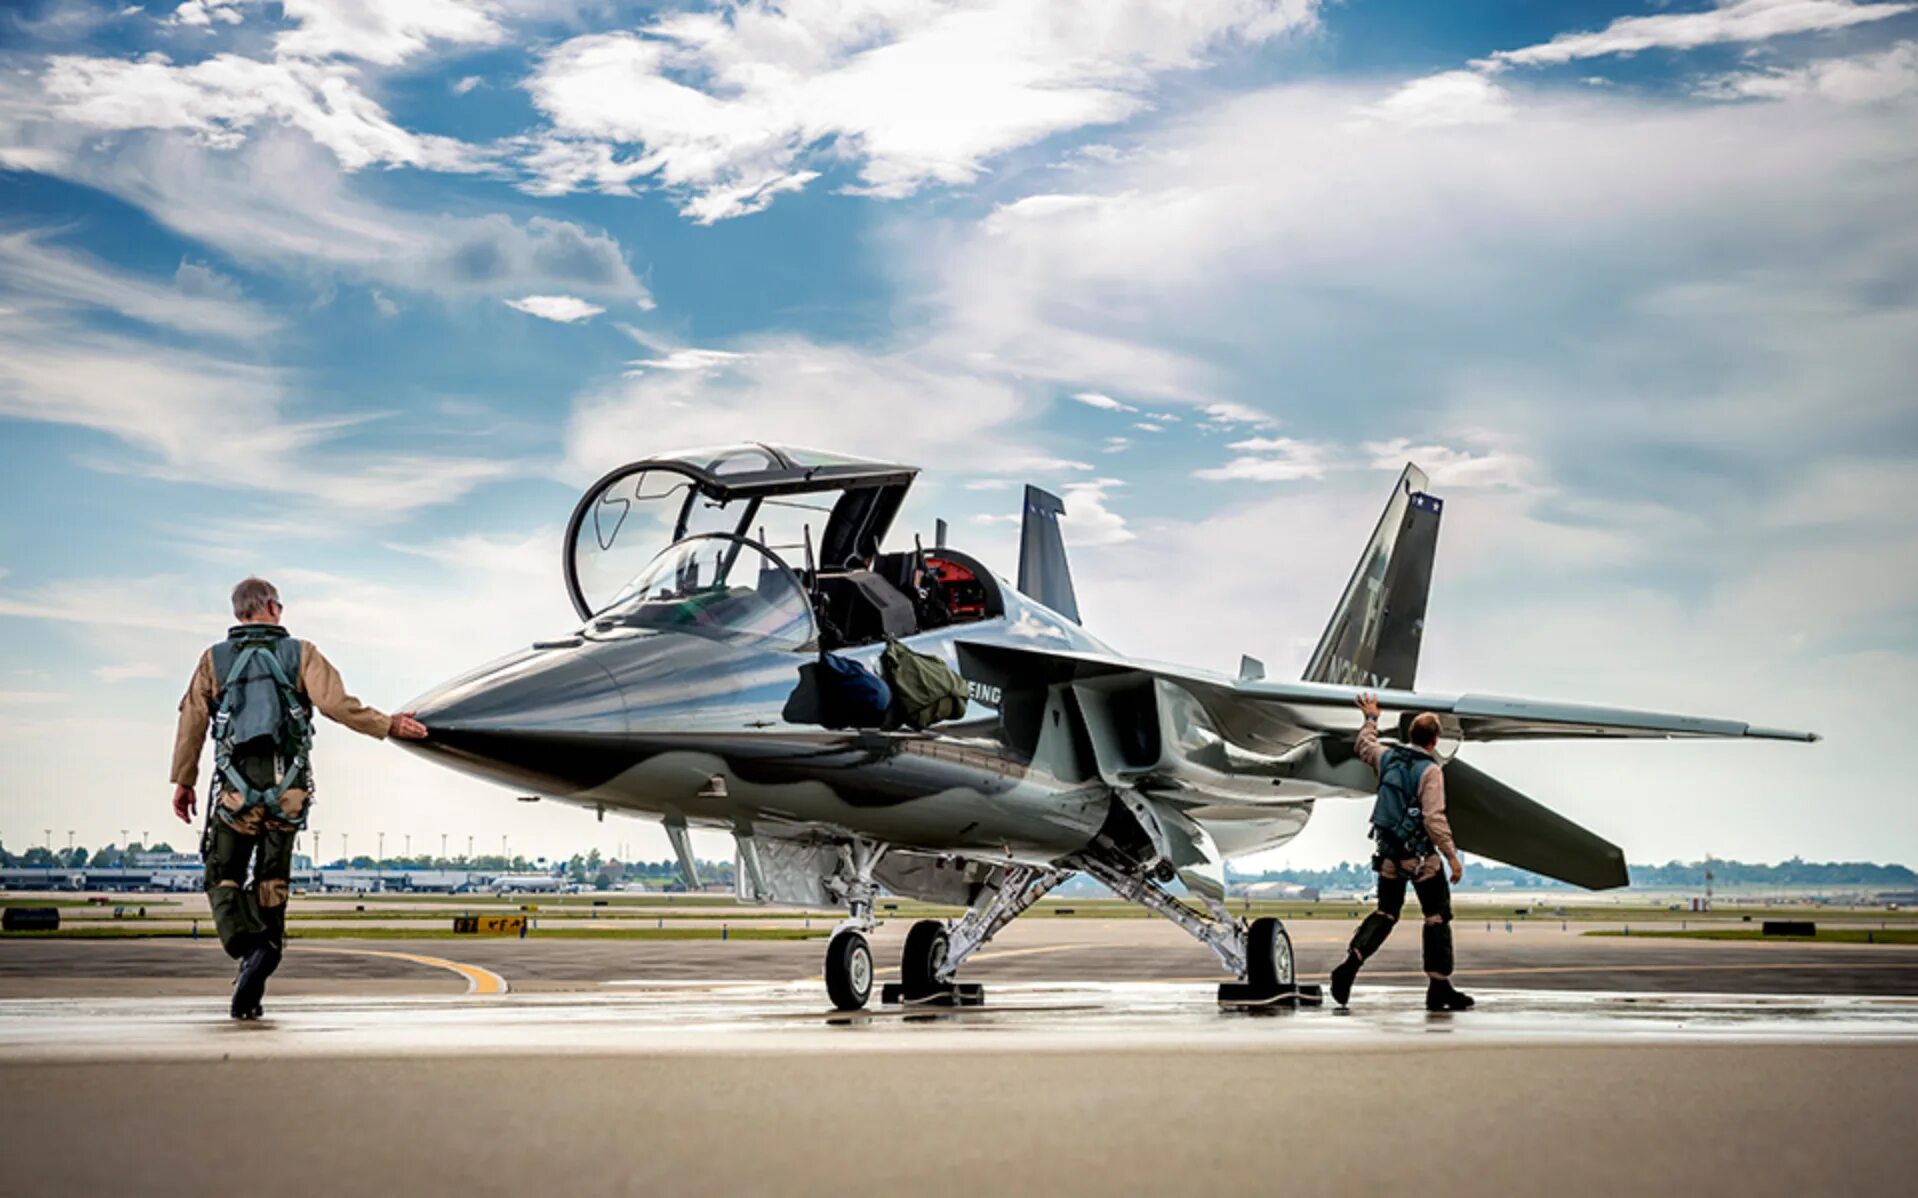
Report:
1346,716,1457,979
172,625,391,959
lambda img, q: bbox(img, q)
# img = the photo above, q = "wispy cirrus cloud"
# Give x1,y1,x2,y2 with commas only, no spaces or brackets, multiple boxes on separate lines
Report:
0,228,277,340
1481,0,1915,70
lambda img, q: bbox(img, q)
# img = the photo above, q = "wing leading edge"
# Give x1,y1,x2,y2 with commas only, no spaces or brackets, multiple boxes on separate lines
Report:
955,641,1820,755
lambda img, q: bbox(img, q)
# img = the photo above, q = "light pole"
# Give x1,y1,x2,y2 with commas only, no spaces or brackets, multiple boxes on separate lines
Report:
341,832,348,866
501,834,508,866
377,832,385,878
441,833,448,863
467,835,474,862
404,834,411,862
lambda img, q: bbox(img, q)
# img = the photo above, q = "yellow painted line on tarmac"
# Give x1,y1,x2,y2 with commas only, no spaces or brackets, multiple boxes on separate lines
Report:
289,945,509,995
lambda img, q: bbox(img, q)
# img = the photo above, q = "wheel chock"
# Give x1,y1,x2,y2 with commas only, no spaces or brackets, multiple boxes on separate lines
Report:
1217,981,1324,1009
880,982,986,1007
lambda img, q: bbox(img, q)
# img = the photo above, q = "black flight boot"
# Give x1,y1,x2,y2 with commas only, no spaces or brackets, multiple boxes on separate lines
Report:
1425,978,1475,1012
1329,954,1361,1008
231,944,279,1020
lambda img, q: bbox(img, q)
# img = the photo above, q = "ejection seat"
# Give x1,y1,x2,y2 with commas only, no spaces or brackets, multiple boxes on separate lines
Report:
813,570,917,650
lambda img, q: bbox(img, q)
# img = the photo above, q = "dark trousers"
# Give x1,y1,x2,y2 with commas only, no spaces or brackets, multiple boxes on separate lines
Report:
1345,867,1456,979
202,817,295,959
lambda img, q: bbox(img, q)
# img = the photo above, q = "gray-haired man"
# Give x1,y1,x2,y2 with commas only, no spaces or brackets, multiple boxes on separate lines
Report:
170,577,426,1019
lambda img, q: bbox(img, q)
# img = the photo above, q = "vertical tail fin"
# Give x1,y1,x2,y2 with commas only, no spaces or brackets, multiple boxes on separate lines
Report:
1303,464,1441,690
1018,485,1081,624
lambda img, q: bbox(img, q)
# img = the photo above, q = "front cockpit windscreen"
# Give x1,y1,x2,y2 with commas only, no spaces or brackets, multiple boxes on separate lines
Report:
590,535,815,650
572,469,697,617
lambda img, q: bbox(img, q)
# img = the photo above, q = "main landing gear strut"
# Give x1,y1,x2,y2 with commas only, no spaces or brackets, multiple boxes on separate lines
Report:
881,865,1069,1008
1069,850,1322,1009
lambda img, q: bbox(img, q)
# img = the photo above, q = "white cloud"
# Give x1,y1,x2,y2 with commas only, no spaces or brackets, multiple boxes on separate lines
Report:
1200,401,1273,426
1133,421,1164,433
1194,437,1333,481
1360,70,1513,127
505,294,606,323
451,74,486,95
1697,39,1918,102
371,289,400,317
1058,478,1135,547
522,0,1323,220
1484,0,1916,70
629,348,747,371
1363,436,1535,489
170,3,245,30
272,0,506,67
39,52,487,173
1071,391,1136,412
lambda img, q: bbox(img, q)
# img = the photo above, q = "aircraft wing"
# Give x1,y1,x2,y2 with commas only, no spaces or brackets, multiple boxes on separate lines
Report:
955,641,1819,755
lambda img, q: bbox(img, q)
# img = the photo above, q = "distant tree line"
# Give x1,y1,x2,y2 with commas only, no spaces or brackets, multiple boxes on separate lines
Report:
1227,857,1918,891
0,840,736,888
0,841,177,869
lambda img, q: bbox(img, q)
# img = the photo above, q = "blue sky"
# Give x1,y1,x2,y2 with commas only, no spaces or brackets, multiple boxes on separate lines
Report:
1,0,1914,870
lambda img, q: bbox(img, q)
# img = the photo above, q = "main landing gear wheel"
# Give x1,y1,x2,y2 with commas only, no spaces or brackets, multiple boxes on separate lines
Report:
1247,917,1294,991
825,929,874,1011
1218,916,1321,1008
901,919,949,997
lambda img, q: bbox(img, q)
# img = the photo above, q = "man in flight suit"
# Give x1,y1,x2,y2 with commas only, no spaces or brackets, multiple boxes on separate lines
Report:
1329,692,1475,1012
170,577,426,1019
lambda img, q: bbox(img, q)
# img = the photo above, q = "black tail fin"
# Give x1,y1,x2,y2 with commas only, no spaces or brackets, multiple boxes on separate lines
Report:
1018,485,1081,624
1303,464,1441,691
1443,758,1629,890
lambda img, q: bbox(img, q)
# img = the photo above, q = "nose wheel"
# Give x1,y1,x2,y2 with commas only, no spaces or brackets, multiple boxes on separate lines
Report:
825,929,874,1011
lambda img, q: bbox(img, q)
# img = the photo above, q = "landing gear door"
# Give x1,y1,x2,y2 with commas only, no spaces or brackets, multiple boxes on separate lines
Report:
565,467,698,620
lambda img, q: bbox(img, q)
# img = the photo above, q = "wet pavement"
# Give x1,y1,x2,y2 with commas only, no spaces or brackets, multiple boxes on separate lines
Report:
3,981,1916,1062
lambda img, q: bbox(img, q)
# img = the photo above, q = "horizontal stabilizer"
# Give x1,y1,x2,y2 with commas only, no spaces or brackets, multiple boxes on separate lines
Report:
1443,758,1628,891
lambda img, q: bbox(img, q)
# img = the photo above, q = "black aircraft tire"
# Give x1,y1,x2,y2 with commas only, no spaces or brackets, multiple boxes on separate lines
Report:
1246,917,1294,992
902,920,950,996
825,929,874,1011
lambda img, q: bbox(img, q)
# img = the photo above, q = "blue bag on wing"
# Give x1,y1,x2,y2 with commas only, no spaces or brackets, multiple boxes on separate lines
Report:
816,652,892,729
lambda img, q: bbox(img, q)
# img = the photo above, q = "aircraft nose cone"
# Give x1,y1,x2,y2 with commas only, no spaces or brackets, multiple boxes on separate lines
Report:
399,647,634,798
410,647,626,735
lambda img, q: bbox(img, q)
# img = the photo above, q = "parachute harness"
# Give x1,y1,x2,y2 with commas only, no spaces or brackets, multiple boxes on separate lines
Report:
209,637,313,828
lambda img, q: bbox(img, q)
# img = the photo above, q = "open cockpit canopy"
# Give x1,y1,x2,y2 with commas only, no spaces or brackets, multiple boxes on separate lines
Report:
564,444,919,620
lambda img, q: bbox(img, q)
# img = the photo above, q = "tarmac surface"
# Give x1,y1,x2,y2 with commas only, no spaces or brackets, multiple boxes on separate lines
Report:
6,913,1918,997
6,910,1918,1195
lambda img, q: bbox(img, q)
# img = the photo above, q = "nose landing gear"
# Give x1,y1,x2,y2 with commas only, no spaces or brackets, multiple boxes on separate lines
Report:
824,928,874,1011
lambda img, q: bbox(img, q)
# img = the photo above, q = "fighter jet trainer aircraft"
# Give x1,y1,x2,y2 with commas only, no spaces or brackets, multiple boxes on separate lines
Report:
402,445,1817,1010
